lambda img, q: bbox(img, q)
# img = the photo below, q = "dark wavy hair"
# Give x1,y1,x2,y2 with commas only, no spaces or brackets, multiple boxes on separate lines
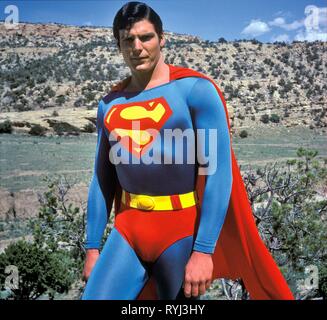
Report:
113,1,163,49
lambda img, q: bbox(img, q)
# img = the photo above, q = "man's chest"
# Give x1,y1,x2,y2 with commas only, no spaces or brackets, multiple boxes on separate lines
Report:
102,90,193,158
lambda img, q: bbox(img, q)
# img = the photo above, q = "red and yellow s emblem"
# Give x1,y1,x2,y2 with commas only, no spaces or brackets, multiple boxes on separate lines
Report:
104,97,172,158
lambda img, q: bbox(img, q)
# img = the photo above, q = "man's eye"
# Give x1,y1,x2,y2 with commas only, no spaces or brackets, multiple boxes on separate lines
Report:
122,34,153,43
141,35,152,41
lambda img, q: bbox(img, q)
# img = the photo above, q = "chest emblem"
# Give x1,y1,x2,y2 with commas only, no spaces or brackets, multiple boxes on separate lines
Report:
104,97,172,157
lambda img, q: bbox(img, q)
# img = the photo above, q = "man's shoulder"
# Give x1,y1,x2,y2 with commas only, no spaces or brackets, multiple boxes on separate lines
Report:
170,64,217,87
172,69,218,96
176,64,224,88
170,64,212,78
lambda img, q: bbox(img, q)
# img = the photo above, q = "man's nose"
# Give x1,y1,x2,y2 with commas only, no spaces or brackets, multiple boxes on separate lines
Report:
133,38,143,51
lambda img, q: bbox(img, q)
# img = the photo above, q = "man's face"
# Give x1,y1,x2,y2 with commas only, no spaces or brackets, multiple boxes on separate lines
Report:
118,19,165,73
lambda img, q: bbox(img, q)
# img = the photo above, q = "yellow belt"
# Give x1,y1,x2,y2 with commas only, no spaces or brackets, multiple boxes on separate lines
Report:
121,189,198,211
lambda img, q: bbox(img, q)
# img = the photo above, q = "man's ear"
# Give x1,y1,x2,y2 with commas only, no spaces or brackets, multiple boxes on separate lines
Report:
159,33,166,49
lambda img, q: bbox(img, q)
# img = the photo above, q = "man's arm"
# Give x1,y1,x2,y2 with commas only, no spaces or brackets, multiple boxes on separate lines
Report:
183,77,232,297
188,77,233,254
85,100,117,250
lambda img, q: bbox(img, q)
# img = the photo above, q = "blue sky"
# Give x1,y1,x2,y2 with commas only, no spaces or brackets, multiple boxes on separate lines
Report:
0,0,326,42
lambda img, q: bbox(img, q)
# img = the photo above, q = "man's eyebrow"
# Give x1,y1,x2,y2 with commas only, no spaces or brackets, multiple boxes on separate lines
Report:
140,32,155,36
123,32,155,39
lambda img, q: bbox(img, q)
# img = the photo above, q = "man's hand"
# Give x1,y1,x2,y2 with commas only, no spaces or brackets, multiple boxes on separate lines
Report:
183,251,213,298
82,249,100,282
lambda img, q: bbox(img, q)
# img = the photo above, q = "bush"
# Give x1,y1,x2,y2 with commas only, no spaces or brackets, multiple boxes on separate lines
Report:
29,124,47,136
218,37,227,43
83,122,96,133
2,176,99,300
268,85,277,95
74,98,84,108
234,148,327,300
239,130,248,138
260,114,270,124
0,120,12,134
47,120,80,136
44,86,56,98
35,95,46,104
269,114,280,123
84,92,96,103
55,95,65,106
248,83,260,91
0,240,75,300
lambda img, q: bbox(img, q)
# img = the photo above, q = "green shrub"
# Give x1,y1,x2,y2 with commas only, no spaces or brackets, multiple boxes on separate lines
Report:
35,95,46,104
47,120,80,136
29,124,47,136
270,114,280,123
239,130,248,138
248,83,260,91
74,98,83,108
55,95,65,106
260,114,270,124
0,240,75,300
83,122,96,133
218,37,227,43
84,92,95,103
44,86,56,98
229,148,327,300
0,120,12,134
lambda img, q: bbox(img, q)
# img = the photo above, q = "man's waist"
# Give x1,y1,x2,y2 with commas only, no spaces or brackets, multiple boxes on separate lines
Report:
121,189,198,211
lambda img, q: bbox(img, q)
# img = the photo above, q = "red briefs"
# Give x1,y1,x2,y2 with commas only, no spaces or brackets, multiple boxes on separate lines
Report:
114,204,200,263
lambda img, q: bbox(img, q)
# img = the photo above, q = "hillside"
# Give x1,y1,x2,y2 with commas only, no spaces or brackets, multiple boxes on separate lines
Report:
0,22,326,136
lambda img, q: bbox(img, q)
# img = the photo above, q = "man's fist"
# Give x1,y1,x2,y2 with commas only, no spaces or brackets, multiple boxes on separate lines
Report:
82,249,100,282
183,251,213,298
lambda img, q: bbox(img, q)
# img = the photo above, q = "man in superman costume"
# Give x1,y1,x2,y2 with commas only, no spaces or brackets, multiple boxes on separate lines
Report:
81,2,294,300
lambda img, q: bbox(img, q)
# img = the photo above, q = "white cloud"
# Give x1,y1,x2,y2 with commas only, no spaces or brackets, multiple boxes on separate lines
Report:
269,17,286,27
271,34,290,43
84,21,93,26
282,20,303,31
241,5,327,42
241,19,270,37
268,17,303,30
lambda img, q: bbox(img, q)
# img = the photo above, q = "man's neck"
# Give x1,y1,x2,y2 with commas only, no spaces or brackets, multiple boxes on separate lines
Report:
128,57,170,92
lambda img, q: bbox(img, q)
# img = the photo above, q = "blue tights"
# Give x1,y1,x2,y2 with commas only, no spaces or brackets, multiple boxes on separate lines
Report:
81,227,199,300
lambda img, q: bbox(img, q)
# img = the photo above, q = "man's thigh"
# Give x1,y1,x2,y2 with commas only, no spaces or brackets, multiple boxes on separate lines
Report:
152,235,200,300
81,227,149,300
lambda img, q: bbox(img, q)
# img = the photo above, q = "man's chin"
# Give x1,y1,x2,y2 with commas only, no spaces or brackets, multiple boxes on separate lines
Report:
133,63,153,72
134,63,145,69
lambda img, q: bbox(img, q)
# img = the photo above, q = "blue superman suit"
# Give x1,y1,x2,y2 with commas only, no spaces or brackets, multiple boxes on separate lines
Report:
81,75,233,300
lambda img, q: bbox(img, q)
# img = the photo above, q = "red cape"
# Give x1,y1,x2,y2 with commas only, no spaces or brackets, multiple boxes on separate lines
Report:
110,64,294,300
